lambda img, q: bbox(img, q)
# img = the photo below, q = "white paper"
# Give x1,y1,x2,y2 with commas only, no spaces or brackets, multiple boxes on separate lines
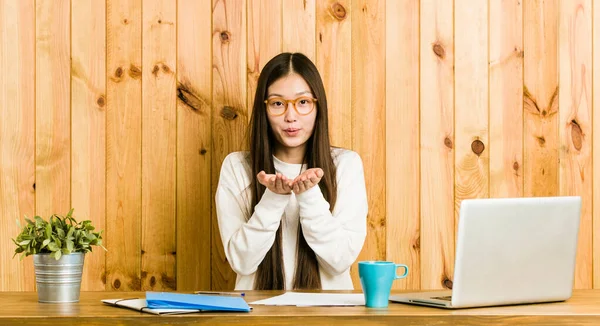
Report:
250,292,365,306
102,298,200,315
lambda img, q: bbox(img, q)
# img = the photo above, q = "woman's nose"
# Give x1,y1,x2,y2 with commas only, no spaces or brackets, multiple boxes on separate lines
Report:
284,102,297,122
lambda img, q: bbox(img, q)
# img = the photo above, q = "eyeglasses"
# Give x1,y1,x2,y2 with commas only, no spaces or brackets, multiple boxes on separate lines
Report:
264,96,317,116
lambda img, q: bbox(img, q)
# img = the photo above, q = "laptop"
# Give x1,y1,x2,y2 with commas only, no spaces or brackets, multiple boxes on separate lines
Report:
389,196,582,309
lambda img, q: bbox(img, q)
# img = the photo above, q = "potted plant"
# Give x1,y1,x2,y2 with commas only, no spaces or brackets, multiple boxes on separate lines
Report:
12,208,106,303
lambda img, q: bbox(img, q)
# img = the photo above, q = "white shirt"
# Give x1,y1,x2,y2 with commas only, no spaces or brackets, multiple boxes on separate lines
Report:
215,148,368,290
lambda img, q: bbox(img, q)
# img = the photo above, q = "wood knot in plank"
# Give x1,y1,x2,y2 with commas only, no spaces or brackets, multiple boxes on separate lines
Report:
129,275,142,290
443,278,453,289
155,18,174,26
177,82,207,113
571,120,583,151
412,236,420,251
97,95,105,108
548,86,559,114
536,136,545,146
444,137,453,149
162,65,171,74
471,139,485,156
523,85,540,115
152,65,160,76
128,64,142,79
122,18,128,24
220,31,230,43
433,43,445,59
513,161,519,171
162,273,177,290
32,183,35,190
101,272,107,285
114,66,124,79
113,279,121,289
330,3,347,20
199,148,207,155
221,106,238,120
514,47,524,58
150,276,156,287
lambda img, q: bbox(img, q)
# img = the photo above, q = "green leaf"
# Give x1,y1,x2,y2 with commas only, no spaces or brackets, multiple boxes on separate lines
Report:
52,250,62,260
67,226,74,239
47,242,59,252
18,240,31,246
41,238,51,249
66,240,74,252
34,216,44,227
45,222,52,239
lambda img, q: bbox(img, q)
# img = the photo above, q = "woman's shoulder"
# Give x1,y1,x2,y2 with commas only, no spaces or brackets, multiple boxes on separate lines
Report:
219,151,253,191
221,151,251,174
330,147,363,169
223,151,250,164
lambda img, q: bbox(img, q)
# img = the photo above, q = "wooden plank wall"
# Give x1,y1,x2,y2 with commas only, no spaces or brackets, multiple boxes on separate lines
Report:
106,0,142,291
1,0,600,292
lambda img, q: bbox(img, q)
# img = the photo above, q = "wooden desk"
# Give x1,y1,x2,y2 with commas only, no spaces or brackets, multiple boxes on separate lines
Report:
1,290,600,325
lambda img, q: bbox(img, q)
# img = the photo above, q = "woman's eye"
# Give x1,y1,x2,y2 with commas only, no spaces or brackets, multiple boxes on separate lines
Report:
273,101,283,106
299,100,308,105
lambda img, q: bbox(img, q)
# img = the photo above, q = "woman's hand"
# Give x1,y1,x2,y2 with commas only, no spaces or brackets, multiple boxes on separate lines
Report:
257,171,293,195
291,168,323,195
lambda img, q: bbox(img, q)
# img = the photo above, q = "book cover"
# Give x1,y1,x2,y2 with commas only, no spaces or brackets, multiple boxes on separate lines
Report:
146,292,252,312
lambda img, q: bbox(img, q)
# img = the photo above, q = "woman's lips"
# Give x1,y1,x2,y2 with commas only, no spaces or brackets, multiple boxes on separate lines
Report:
283,128,300,136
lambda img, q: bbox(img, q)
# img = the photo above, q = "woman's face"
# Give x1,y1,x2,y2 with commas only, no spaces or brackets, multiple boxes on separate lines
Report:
265,73,317,153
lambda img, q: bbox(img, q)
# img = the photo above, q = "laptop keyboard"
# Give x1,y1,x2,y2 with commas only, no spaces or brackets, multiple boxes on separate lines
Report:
431,296,452,301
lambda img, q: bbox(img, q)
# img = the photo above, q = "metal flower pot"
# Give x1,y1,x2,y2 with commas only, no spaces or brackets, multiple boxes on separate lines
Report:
33,253,85,303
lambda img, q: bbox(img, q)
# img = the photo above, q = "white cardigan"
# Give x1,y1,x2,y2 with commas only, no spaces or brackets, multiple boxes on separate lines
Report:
215,148,368,290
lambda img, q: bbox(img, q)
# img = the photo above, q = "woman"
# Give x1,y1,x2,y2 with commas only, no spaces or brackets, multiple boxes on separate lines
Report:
216,52,367,290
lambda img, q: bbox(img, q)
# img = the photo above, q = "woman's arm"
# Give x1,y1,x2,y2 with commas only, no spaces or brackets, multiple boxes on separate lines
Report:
296,151,368,275
216,153,290,276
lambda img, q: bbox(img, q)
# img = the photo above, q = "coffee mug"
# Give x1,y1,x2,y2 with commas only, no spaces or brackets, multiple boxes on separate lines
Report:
359,261,409,308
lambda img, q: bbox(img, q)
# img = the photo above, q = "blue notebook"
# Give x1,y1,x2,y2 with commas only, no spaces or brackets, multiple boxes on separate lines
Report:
146,292,252,312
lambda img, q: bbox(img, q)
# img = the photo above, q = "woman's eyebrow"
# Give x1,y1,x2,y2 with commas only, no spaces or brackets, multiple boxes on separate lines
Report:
267,91,311,98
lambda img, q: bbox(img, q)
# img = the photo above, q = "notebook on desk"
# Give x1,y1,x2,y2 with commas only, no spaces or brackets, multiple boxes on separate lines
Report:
102,292,252,314
146,292,252,312
390,196,581,309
